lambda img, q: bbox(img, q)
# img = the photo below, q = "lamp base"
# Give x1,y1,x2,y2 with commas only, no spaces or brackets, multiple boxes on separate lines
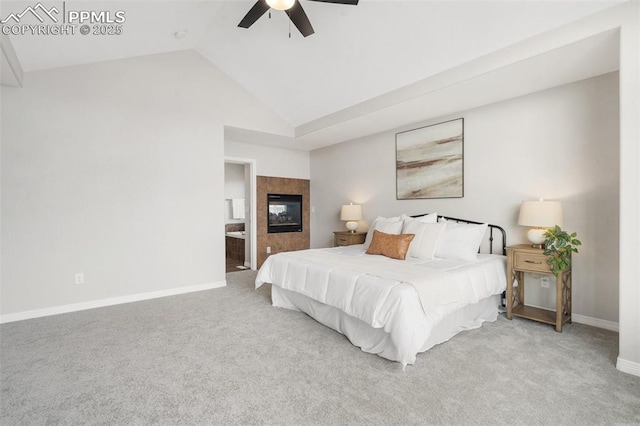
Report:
345,221,358,233
527,228,546,248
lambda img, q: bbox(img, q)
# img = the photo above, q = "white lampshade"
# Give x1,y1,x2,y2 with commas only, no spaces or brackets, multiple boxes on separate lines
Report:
518,199,563,246
340,203,362,232
266,0,295,10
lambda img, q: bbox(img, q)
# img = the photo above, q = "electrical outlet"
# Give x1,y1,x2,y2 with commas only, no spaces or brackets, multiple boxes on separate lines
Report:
75,273,84,285
540,277,550,288
266,246,271,254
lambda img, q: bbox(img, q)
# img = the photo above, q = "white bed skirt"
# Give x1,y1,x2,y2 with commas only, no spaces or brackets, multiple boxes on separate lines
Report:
272,285,500,366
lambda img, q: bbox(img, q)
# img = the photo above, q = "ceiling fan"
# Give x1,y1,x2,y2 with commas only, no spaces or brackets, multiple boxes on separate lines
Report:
238,0,359,38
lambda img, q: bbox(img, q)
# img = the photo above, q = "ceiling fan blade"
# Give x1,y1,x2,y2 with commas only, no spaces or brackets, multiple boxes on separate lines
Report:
307,0,359,4
238,0,270,29
287,1,314,37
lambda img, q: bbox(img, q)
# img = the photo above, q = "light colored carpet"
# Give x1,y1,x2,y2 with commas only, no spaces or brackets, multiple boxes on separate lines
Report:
1,270,639,425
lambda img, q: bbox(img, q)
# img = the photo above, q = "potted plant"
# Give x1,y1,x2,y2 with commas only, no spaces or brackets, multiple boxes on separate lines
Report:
543,225,582,277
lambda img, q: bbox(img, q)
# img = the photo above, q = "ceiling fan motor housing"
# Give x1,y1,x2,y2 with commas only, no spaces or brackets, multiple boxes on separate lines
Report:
238,0,359,38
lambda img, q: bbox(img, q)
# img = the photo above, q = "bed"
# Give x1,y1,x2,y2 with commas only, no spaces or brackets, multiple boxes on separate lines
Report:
255,214,507,367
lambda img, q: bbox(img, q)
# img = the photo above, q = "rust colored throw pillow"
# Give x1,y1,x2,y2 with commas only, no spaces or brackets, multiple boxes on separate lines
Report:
366,230,415,260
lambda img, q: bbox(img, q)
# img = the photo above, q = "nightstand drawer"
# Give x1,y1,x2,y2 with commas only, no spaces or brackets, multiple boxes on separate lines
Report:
333,231,366,247
336,235,350,245
514,252,552,273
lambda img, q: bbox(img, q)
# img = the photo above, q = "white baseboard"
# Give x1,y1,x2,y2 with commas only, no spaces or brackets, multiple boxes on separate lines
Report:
525,304,619,332
617,357,640,377
571,313,619,332
0,280,227,324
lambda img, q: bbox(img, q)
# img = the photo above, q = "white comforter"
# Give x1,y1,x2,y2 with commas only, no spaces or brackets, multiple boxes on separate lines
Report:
256,245,506,365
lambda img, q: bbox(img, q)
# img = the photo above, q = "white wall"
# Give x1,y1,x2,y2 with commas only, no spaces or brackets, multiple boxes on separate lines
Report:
617,3,640,373
224,139,310,180
1,50,292,318
311,73,619,324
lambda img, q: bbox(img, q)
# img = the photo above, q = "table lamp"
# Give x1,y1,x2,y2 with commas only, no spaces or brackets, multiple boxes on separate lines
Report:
518,199,563,248
340,203,362,233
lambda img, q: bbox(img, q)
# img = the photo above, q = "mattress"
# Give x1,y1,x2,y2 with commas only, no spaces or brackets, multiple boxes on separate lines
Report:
256,245,507,366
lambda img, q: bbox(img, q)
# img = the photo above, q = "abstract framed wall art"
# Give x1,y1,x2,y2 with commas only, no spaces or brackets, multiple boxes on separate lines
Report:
396,118,464,199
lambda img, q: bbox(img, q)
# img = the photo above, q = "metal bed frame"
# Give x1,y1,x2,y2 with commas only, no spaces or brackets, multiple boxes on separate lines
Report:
411,214,507,255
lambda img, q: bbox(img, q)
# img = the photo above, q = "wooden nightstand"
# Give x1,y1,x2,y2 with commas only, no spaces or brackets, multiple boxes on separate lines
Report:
506,244,572,332
333,231,366,247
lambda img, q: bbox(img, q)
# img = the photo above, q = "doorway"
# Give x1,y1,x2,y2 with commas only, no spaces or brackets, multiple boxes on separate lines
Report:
224,157,257,273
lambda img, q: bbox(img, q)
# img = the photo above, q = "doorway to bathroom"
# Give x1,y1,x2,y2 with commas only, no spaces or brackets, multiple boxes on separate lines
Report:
224,157,257,273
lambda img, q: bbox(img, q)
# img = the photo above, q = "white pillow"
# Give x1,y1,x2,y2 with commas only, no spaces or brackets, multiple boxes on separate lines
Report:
364,215,405,249
434,222,488,262
403,221,446,260
402,213,438,230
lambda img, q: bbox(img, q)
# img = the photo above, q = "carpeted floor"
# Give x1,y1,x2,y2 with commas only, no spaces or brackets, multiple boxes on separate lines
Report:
1,270,639,425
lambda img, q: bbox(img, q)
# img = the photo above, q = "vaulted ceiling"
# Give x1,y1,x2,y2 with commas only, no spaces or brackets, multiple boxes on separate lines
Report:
1,0,625,147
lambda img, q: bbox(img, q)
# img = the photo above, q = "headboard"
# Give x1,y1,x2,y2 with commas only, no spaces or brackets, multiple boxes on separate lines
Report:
411,214,507,256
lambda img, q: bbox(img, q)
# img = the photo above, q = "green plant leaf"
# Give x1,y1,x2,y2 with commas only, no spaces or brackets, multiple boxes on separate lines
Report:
542,225,580,276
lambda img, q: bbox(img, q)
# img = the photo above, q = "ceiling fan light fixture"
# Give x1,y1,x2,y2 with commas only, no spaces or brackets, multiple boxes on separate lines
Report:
266,0,295,11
